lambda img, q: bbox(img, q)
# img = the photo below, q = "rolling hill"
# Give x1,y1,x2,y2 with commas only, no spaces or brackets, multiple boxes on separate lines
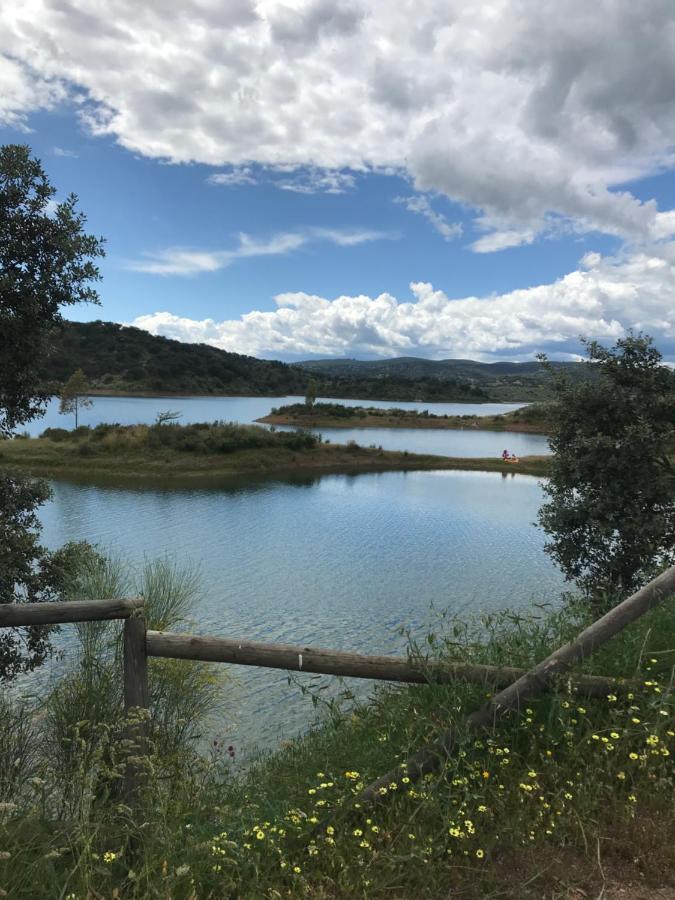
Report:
38,321,490,401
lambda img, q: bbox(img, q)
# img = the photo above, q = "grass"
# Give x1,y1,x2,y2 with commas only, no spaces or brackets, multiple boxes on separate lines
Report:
0,422,552,481
259,402,551,434
1,567,673,898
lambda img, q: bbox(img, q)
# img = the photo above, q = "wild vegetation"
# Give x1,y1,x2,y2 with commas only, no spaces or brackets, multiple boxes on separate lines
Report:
37,321,492,402
1,555,672,898
261,401,551,433
299,356,597,402
0,421,551,480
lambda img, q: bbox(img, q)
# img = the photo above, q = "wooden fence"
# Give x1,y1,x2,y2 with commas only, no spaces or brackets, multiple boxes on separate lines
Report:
2,563,674,807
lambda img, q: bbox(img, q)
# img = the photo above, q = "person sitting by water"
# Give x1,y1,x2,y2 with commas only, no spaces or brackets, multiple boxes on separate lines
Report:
510,453,519,462
501,448,510,459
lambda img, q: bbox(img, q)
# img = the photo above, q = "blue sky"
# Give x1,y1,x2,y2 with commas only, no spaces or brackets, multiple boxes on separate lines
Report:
1,1,675,362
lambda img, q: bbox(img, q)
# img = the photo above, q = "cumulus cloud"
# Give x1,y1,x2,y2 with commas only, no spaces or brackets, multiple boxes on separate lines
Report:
0,54,65,128
395,195,462,241
4,1,675,249
125,227,397,275
130,248,675,360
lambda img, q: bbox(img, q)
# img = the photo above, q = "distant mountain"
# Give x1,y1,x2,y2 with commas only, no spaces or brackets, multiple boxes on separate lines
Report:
298,356,589,400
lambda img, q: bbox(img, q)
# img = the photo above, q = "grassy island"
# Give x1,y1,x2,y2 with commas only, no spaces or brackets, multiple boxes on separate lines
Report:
258,401,550,433
0,422,551,481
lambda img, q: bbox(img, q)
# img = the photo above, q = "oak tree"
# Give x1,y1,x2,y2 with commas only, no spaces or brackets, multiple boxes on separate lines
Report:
538,334,675,606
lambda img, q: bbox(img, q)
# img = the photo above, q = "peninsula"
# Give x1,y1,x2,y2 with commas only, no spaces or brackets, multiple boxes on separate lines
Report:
0,422,550,481
257,401,550,433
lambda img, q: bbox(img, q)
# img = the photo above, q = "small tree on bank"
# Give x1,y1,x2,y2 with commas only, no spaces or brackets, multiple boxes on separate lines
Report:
538,334,675,606
305,377,318,408
59,369,93,427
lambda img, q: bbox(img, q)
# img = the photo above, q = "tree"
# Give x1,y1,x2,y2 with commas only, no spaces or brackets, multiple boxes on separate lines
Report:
59,369,93,427
305,377,318,408
155,409,182,425
1,144,105,436
538,334,675,605
0,144,104,681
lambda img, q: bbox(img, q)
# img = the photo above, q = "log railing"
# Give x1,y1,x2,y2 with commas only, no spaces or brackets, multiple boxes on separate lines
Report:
2,563,674,805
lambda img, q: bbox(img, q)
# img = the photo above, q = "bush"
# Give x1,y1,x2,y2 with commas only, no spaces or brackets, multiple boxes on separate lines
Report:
41,427,71,442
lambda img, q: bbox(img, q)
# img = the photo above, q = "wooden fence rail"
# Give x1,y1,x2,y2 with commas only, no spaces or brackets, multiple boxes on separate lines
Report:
349,562,675,812
3,563,673,808
0,597,144,627
145,630,631,697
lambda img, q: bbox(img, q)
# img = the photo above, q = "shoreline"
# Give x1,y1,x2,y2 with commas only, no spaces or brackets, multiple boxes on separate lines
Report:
44,388,530,404
0,440,551,483
257,413,547,434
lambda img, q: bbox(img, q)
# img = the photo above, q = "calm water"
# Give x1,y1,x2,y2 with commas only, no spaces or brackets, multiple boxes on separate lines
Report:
36,468,564,752
27,394,550,457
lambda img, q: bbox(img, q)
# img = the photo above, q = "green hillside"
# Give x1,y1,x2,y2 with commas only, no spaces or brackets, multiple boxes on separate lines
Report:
38,320,592,402
39,321,311,396
299,355,591,400
37,321,492,401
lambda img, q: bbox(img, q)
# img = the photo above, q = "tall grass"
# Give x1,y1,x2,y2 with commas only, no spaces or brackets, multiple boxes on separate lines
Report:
0,575,672,898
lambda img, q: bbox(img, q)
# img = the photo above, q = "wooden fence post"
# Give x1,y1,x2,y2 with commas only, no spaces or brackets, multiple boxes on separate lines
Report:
122,614,149,802
346,563,675,814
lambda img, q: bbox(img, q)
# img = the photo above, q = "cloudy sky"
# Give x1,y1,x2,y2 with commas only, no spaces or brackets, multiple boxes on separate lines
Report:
2,0,675,362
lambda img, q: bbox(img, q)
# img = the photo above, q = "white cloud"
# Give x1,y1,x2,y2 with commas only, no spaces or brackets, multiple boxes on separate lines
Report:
4,2,675,249
207,167,256,187
0,54,65,129
395,195,462,241
207,165,357,194
275,168,356,194
125,227,396,275
130,248,675,360
53,146,79,158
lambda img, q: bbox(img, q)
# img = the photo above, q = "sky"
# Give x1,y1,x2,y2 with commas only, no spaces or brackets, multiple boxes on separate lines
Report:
1,0,675,363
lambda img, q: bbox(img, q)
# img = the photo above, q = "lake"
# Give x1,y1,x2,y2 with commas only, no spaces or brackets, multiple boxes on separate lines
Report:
35,466,565,754
27,394,551,457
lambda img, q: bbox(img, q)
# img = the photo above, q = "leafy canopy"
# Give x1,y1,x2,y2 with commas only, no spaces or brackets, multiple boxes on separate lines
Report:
538,334,675,603
0,143,104,436
0,144,104,680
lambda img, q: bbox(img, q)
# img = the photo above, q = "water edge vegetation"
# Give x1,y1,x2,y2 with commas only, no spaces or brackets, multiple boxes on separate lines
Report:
259,401,550,433
1,552,673,898
0,421,552,481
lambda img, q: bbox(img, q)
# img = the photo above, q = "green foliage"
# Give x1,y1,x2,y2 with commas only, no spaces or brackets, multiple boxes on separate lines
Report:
0,596,672,897
538,334,675,603
38,320,497,402
42,554,224,789
41,420,321,455
0,144,104,436
39,320,312,396
0,467,92,680
305,376,318,407
59,368,94,427
0,144,104,680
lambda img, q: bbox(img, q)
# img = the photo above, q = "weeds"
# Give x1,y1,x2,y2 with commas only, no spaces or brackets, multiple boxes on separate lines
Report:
0,577,672,898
